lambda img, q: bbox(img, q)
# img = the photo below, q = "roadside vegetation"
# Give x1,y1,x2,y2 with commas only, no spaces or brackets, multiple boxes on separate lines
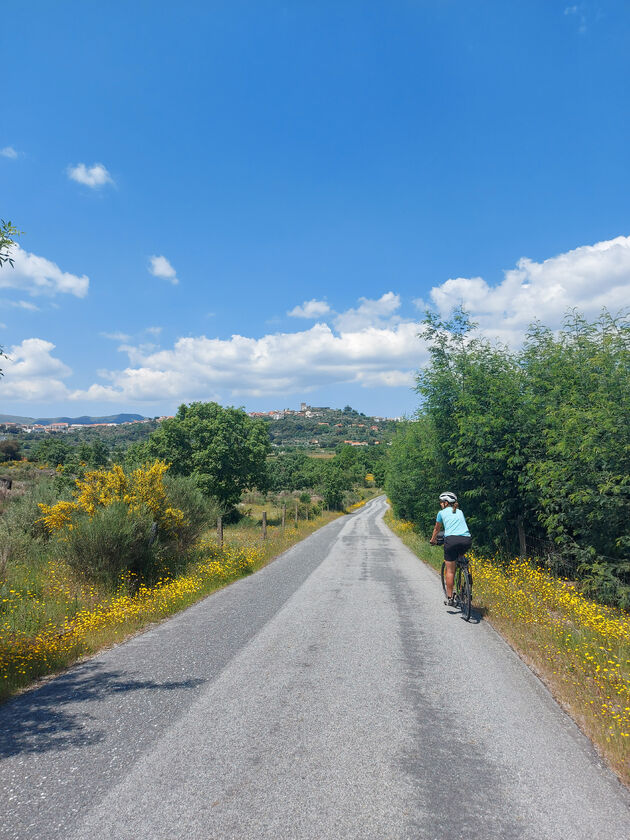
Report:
386,307,630,608
0,481,341,702
0,403,382,702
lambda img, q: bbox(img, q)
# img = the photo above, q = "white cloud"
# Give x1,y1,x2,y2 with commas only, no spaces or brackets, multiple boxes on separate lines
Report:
1,146,18,159
1,338,71,400
116,342,160,364
334,292,401,332
70,316,423,403
1,299,40,311
67,162,114,188
149,255,178,285
0,245,89,298
429,234,630,345
145,326,163,336
287,299,331,319
12,235,627,406
101,331,131,342
564,4,587,32
355,369,416,388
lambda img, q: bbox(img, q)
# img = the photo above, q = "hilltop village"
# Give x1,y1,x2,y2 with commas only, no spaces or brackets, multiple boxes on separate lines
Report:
248,403,401,450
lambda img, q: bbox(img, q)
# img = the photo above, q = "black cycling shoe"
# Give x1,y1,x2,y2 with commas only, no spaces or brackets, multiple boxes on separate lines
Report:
444,596,456,607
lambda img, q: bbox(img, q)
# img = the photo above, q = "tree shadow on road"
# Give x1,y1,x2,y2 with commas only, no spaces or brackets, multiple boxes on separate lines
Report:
0,661,204,758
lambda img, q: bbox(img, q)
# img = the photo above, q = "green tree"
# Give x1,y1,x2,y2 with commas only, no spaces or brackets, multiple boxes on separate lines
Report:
89,439,110,468
522,311,630,602
0,219,21,268
0,439,21,462
391,304,630,607
31,437,73,467
78,442,92,463
385,417,445,531
78,439,109,468
0,219,22,375
415,307,542,552
268,452,322,491
320,462,350,510
145,401,271,509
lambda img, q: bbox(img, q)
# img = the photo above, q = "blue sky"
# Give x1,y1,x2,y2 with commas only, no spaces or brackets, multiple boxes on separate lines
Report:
2,0,629,418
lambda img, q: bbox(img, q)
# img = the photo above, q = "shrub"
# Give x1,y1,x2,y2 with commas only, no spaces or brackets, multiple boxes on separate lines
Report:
1,477,65,544
0,439,20,462
30,464,224,587
31,437,73,467
59,502,159,587
162,474,221,555
37,461,185,536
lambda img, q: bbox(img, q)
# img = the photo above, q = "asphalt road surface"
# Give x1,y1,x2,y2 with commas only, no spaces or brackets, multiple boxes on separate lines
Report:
1,496,629,839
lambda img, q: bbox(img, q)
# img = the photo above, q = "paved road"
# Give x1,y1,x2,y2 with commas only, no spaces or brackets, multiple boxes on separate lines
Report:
1,496,629,839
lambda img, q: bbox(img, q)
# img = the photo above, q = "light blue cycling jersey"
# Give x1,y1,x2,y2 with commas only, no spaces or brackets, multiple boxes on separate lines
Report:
436,507,471,537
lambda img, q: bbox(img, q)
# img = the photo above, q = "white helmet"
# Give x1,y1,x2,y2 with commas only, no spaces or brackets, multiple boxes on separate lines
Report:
439,492,457,504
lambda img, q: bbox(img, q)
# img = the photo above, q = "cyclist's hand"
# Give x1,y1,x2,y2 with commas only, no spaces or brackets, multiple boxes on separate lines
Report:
429,538,437,546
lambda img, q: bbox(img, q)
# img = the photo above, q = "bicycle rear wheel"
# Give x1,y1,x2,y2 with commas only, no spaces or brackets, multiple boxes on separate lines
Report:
457,565,472,621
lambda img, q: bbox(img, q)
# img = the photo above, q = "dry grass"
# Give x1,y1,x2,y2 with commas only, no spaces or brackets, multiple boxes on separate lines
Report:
384,509,630,786
222,508,342,567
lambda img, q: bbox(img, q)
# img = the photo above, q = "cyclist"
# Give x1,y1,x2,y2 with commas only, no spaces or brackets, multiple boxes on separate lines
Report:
429,492,472,606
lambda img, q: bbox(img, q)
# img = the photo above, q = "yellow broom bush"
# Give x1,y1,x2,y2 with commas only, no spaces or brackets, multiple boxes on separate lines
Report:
37,461,185,534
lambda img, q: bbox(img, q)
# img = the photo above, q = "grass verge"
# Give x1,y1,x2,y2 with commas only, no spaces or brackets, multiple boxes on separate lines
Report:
0,509,341,703
384,509,630,786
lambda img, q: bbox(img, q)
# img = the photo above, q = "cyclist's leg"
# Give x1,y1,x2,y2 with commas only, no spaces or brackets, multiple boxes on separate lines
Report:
443,538,457,599
443,557,456,598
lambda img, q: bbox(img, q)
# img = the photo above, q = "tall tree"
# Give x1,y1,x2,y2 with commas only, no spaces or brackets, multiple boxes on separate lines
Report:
522,311,630,602
0,219,22,375
144,402,271,509
385,417,445,531
388,305,630,606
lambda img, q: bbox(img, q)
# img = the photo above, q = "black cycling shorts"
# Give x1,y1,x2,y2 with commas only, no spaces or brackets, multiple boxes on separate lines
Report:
444,535,472,563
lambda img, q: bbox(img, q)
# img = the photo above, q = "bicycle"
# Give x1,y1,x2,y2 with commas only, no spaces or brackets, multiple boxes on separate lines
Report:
439,539,473,621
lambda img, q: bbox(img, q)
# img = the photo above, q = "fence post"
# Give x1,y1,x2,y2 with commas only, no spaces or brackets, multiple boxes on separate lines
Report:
517,516,526,557
217,515,223,547
282,504,286,530
262,510,267,539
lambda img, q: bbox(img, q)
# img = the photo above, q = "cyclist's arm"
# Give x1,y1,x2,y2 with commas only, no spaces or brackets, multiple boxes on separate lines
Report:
429,517,443,545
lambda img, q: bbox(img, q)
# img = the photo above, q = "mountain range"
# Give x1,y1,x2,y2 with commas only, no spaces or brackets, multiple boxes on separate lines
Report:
0,413,147,426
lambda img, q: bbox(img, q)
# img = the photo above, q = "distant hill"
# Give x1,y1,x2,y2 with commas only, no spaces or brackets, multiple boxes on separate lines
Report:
0,414,35,424
0,413,147,426
262,406,400,450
